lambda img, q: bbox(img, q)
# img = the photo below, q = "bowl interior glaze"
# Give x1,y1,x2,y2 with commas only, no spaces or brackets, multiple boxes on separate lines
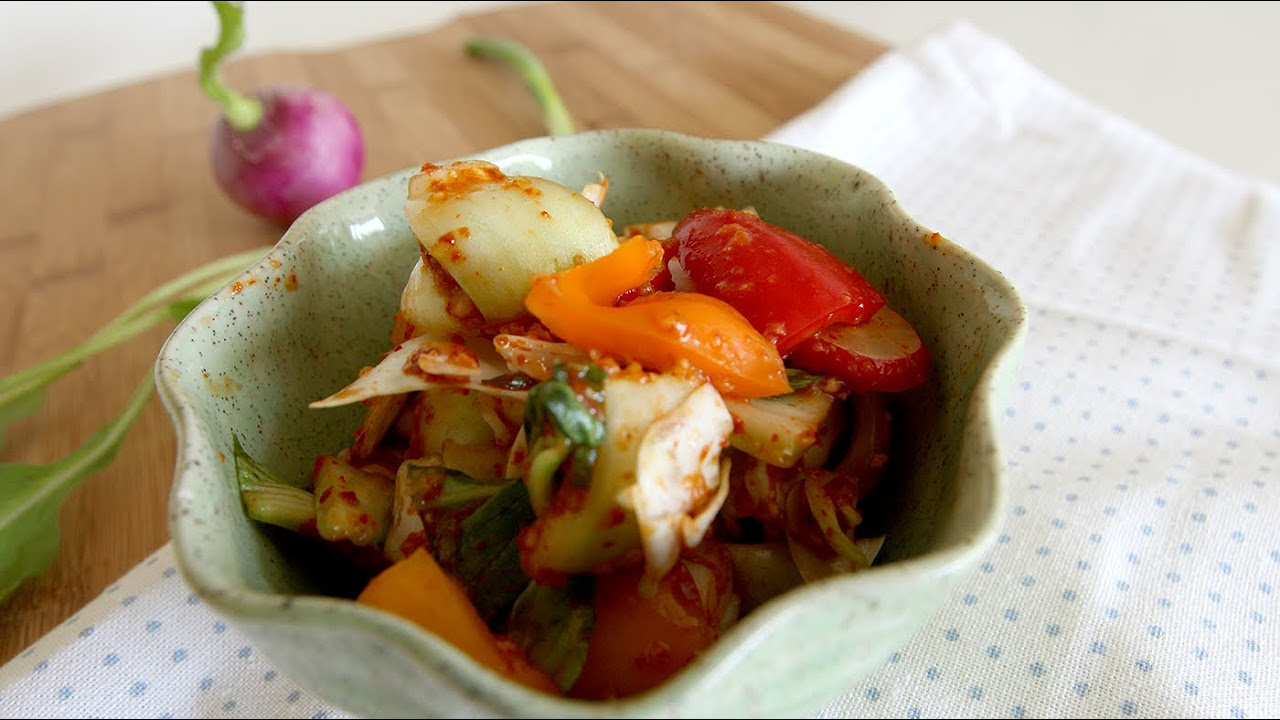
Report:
157,128,1027,718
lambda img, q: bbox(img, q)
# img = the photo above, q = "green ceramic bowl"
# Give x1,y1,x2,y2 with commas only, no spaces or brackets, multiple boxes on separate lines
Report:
156,128,1027,718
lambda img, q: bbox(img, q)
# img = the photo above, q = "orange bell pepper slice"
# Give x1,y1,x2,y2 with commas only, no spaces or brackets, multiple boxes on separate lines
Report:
357,547,559,694
524,236,790,398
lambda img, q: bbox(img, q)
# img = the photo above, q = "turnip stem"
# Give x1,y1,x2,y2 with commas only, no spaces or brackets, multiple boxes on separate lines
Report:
464,36,576,136
199,0,263,131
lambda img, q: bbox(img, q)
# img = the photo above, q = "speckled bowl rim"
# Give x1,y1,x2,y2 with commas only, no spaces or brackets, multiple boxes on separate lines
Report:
156,128,1029,717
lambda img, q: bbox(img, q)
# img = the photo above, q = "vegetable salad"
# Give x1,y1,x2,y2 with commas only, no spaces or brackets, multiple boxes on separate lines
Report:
236,159,931,698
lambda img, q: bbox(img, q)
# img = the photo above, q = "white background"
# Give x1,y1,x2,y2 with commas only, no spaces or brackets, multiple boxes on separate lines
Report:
2,1,1278,185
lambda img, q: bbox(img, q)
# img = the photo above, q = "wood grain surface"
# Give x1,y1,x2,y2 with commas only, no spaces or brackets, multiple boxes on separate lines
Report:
0,0,885,665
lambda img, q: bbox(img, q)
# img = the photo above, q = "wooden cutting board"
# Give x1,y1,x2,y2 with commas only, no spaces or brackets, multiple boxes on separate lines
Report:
0,0,885,665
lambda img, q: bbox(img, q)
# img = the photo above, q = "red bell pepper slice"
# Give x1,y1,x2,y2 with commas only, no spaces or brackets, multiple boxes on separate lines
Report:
671,208,886,355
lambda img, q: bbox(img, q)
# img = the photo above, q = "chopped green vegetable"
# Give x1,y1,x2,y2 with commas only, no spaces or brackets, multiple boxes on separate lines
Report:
413,463,511,511
520,372,724,579
463,36,576,136
233,435,316,532
522,358,606,499
399,461,513,572
455,478,538,626
241,483,317,534
523,364,607,509
508,577,595,692
525,434,573,516
372,462,535,625
527,380,605,448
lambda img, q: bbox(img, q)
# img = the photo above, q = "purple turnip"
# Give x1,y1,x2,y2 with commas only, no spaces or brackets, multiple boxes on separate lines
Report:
200,1,364,226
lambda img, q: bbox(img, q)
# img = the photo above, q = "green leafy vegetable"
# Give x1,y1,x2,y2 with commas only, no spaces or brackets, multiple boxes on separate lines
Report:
525,434,573,516
525,373,606,447
523,364,607,511
508,577,595,691
464,36,576,136
0,374,153,603
455,478,538,626
389,461,511,578
0,245,269,602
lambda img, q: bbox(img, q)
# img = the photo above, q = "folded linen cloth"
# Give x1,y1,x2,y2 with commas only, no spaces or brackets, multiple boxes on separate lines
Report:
2,20,1276,719
768,20,1279,720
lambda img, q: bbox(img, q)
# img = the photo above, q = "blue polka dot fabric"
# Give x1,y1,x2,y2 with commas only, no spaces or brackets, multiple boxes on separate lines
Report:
0,547,348,718
1,19,1275,720
768,20,1278,719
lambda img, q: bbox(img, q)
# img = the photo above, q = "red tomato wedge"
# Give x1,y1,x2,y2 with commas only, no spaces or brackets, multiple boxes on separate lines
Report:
787,305,931,393
672,208,886,355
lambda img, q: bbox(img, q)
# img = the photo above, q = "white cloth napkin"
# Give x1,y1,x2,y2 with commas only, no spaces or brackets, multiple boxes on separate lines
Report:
3,20,1276,719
